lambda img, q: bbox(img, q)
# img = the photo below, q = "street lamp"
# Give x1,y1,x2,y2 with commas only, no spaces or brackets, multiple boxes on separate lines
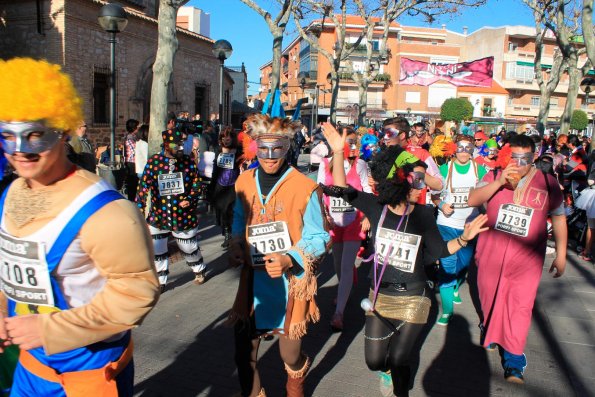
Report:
212,39,233,126
98,2,127,188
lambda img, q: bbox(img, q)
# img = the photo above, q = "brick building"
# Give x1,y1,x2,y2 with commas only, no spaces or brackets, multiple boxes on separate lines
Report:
259,17,594,132
0,0,231,147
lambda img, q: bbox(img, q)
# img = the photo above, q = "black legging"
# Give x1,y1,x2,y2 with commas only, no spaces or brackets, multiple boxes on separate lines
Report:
364,315,424,397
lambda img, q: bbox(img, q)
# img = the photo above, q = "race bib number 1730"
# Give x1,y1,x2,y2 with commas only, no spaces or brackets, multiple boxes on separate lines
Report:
247,221,292,266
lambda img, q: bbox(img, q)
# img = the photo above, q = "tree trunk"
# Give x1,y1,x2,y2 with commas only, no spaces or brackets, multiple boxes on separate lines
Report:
269,32,283,97
536,91,552,134
329,71,339,124
560,60,581,135
583,0,595,69
148,0,181,155
357,82,367,126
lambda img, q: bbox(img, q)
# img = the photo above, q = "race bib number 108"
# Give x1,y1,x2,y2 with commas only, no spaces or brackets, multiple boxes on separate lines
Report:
0,231,55,307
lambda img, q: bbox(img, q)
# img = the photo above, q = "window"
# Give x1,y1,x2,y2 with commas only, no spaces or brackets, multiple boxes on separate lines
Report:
550,97,558,108
531,96,540,107
92,66,110,125
508,42,518,52
505,62,534,83
508,96,514,106
405,91,421,104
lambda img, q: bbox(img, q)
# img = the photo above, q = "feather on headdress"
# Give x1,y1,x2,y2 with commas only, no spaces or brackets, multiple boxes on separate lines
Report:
429,135,457,158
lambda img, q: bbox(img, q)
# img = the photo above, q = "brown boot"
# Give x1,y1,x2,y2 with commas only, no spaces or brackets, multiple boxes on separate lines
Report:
285,356,310,397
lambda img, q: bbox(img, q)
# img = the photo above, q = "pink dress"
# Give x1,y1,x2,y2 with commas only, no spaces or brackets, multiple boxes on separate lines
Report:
476,169,563,355
322,158,366,242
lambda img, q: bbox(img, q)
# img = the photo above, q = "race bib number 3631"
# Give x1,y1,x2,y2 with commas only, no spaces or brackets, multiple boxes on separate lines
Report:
494,204,534,237
375,228,421,273
158,172,185,196
247,221,292,266
0,231,54,307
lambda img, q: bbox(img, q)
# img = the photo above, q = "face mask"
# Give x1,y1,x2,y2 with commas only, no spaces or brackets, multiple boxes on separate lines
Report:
407,171,426,189
456,142,474,155
510,152,534,166
256,137,290,159
346,138,357,150
0,121,63,154
383,128,401,141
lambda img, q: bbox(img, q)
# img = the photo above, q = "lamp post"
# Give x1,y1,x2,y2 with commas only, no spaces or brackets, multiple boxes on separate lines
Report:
212,39,233,126
580,77,595,151
98,2,127,187
97,3,128,189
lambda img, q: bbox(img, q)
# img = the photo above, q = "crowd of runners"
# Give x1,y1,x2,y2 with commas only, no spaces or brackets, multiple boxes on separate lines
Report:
0,58,590,397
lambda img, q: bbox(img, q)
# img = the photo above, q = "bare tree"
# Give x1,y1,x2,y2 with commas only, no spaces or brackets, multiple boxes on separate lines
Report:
348,0,487,125
523,0,566,135
294,0,367,124
148,0,189,154
295,0,486,125
544,0,592,134
582,0,595,70
240,0,295,101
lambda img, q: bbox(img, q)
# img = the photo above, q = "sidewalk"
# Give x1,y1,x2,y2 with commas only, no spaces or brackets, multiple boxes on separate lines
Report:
132,212,592,396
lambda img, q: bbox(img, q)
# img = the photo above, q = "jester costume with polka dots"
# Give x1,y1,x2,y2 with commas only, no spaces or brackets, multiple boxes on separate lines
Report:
136,129,205,287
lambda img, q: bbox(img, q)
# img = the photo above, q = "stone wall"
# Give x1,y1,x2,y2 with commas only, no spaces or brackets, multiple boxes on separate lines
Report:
0,0,225,149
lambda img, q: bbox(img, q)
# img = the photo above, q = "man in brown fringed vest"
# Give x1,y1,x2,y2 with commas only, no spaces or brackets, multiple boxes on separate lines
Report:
228,115,329,397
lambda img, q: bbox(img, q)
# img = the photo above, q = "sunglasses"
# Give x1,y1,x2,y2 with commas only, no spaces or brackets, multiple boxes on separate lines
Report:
474,138,484,142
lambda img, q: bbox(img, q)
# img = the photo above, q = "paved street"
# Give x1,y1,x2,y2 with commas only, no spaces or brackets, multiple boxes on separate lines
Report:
132,160,595,397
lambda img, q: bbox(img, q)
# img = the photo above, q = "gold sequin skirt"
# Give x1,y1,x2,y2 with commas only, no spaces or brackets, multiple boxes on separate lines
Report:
366,290,431,324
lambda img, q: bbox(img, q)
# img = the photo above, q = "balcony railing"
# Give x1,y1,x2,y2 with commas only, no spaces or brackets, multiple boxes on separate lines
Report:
337,71,391,82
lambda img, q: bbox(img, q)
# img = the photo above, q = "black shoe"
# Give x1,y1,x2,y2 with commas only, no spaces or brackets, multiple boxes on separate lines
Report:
504,367,524,384
160,284,166,294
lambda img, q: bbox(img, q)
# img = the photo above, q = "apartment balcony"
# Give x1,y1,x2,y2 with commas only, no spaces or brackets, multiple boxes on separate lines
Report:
337,71,391,84
503,50,535,63
281,82,288,92
503,78,571,94
344,43,380,57
282,63,289,75
505,105,564,119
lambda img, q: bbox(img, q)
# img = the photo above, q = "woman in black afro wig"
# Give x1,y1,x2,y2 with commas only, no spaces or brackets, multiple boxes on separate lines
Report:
319,122,488,397
368,145,427,207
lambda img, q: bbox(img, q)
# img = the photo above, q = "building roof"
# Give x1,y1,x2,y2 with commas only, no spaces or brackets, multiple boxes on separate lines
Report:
458,79,508,95
92,0,213,44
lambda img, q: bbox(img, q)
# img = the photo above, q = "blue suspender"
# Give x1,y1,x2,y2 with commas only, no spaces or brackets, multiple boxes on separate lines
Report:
0,186,123,312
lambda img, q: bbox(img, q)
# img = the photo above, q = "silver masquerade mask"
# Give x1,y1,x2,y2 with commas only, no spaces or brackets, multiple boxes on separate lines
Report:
456,142,474,155
0,121,63,154
510,152,534,166
256,136,290,159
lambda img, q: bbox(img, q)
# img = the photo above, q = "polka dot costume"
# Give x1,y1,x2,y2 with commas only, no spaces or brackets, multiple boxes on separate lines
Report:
136,147,201,232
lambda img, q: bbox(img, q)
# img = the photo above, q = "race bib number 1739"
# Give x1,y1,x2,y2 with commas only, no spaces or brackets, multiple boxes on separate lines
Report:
494,204,533,237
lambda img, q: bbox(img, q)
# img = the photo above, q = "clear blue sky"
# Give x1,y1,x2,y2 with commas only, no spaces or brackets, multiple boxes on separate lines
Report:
190,0,535,95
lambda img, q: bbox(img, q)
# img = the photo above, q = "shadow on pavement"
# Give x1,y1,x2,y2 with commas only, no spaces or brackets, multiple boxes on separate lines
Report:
422,314,491,396
134,311,238,397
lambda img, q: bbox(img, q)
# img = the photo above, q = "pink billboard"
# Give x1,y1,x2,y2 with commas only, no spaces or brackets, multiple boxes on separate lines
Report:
399,56,494,87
